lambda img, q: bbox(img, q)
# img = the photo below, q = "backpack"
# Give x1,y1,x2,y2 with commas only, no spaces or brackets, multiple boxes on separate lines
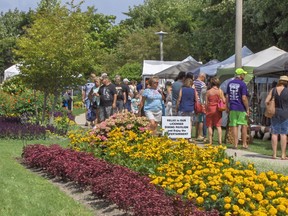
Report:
86,107,97,121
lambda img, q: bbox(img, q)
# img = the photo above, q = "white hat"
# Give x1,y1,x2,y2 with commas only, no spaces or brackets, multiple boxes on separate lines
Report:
123,78,130,83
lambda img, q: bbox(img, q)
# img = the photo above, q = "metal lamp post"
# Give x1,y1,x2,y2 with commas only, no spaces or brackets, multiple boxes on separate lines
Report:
155,31,168,61
235,0,243,68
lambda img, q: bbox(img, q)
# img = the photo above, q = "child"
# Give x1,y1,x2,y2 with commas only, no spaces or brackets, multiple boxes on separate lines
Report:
131,92,140,114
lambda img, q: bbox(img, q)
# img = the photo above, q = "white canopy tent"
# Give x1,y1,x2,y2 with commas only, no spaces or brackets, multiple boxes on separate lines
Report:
4,64,21,81
217,46,287,83
154,56,202,79
142,60,180,77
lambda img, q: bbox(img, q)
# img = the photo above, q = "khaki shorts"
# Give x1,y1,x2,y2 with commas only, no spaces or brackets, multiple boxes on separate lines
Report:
145,110,162,122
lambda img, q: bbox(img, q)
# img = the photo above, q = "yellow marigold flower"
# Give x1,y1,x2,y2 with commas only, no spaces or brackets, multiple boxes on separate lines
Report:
186,169,192,175
238,198,245,205
224,204,231,209
237,192,246,199
224,196,231,203
255,192,263,201
249,203,256,210
177,188,184,195
210,194,217,201
232,205,240,212
196,196,204,204
277,204,286,212
268,206,277,215
267,190,276,198
222,158,230,164
199,182,206,190
202,192,209,197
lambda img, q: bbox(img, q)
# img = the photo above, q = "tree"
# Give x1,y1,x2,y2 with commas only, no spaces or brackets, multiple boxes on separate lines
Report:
0,9,33,78
15,1,97,123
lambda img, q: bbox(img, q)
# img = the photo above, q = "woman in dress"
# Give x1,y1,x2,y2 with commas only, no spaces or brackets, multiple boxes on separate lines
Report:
139,76,164,135
205,77,225,145
176,78,196,141
265,75,288,160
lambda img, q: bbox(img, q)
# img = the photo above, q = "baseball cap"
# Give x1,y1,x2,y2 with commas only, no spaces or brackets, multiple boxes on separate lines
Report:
235,68,248,75
123,78,130,82
101,73,108,79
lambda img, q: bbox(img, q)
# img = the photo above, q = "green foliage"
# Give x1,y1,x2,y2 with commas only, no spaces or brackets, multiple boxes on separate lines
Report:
0,77,62,120
0,9,33,76
111,62,142,81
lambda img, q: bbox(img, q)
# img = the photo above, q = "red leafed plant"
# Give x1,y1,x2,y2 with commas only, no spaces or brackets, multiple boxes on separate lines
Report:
22,144,219,216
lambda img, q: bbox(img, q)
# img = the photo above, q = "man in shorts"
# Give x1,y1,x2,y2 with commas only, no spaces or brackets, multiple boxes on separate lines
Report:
226,68,250,149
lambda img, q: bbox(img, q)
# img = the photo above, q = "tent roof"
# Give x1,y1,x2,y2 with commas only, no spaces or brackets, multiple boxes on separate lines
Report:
190,46,253,76
220,46,286,69
142,60,180,77
253,52,288,77
154,56,202,79
217,46,287,83
4,64,21,81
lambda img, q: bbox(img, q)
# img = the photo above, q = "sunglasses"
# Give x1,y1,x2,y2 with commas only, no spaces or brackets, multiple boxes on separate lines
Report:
153,81,159,84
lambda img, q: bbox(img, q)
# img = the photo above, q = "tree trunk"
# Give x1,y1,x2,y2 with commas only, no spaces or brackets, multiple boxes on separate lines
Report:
41,92,48,124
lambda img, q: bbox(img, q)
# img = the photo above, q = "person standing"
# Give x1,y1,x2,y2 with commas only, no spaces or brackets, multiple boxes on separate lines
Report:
226,68,249,149
88,76,102,126
172,71,186,116
82,73,96,126
139,76,163,136
98,74,117,122
123,78,132,112
206,77,225,145
176,78,196,142
265,75,288,160
194,72,207,141
114,75,126,113
259,87,268,125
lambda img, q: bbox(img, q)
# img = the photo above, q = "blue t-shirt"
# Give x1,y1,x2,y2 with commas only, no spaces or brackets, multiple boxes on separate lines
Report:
143,88,163,112
179,87,195,112
226,78,248,112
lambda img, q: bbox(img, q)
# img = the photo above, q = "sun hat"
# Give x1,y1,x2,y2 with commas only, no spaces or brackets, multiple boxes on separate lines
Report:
123,78,130,82
279,75,288,82
235,68,248,75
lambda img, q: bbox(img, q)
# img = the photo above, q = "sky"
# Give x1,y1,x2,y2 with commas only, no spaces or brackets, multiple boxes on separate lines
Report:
0,0,144,23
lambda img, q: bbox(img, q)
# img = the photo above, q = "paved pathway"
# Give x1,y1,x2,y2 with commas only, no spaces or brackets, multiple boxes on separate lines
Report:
75,113,288,174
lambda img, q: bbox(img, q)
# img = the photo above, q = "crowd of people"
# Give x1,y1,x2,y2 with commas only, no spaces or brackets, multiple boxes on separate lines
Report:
81,73,141,127
80,70,288,160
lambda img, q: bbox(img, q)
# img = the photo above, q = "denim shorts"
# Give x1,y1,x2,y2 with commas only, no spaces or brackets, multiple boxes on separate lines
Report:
271,118,288,134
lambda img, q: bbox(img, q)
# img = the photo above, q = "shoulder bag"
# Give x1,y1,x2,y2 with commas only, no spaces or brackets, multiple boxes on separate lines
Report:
217,89,226,112
264,88,275,118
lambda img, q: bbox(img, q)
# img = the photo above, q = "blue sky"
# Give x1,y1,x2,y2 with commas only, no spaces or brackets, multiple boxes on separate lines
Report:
0,0,144,23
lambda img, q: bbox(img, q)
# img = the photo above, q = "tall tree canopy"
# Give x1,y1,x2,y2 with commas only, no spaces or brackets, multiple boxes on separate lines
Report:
14,0,97,122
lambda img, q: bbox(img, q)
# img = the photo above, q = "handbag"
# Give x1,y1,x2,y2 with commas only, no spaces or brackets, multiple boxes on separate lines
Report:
264,88,275,118
195,100,203,114
217,99,226,111
217,90,226,111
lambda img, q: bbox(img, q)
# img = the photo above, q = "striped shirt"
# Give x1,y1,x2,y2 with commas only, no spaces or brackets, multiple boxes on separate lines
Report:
194,79,206,102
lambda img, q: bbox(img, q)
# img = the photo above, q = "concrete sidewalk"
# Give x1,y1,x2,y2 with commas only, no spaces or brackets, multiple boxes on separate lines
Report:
74,113,288,173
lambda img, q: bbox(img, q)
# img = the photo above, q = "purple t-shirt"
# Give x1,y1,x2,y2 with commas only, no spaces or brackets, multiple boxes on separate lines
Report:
226,78,248,112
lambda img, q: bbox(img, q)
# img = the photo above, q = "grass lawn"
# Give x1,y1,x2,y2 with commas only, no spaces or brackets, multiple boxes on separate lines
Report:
0,137,94,216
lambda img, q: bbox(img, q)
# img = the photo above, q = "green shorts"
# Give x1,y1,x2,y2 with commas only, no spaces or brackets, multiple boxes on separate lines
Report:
229,111,248,126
